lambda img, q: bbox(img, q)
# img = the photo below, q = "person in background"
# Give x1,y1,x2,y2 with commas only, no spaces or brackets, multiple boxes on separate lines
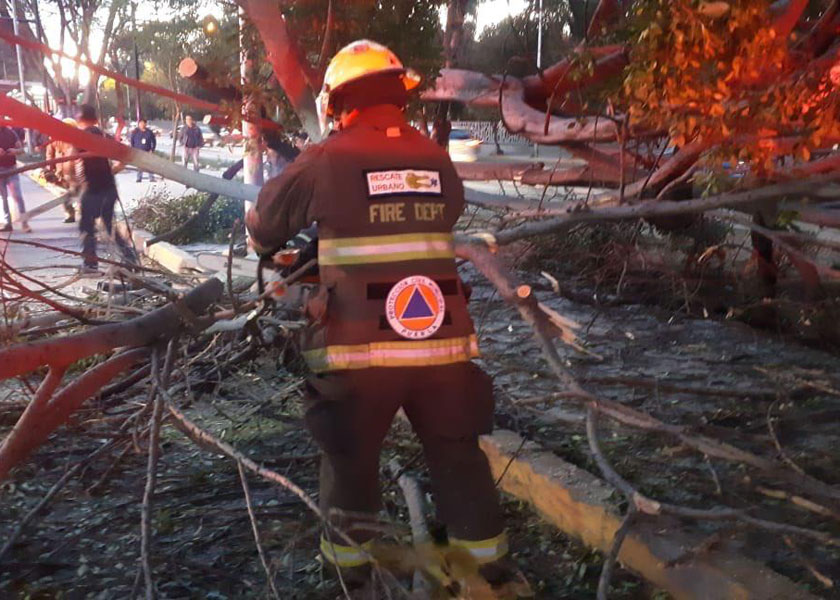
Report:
130,118,157,182
0,125,30,233
179,115,204,171
71,104,137,274
44,118,80,223
292,131,309,152
261,129,300,180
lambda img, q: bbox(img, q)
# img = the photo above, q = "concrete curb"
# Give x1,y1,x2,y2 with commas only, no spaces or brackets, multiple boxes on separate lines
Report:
144,241,200,274
113,222,199,274
480,430,817,600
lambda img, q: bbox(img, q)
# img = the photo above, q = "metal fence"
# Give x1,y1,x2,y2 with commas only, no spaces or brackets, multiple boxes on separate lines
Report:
450,121,530,146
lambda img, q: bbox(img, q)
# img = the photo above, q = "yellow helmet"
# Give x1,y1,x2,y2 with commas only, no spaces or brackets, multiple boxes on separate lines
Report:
61,117,78,128
317,40,420,133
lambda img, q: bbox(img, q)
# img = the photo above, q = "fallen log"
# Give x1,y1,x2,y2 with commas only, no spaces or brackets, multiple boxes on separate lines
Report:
0,278,224,380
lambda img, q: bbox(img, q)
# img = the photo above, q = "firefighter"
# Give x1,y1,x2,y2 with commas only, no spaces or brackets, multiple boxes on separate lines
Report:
246,40,521,593
44,118,80,223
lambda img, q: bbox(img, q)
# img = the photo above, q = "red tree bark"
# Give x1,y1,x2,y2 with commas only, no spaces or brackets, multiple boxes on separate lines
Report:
0,279,223,380
236,0,321,140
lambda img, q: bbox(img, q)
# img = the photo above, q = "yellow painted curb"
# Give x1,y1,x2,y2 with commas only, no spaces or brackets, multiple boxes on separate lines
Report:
481,430,818,600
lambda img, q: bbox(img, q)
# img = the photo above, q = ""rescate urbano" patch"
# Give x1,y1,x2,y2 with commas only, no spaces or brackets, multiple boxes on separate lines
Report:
366,169,442,197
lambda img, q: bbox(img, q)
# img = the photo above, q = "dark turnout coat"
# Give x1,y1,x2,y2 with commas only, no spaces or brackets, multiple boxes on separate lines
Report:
246,104,478,373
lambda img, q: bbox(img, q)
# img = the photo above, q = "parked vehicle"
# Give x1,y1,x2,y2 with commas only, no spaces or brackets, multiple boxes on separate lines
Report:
448,128,482,162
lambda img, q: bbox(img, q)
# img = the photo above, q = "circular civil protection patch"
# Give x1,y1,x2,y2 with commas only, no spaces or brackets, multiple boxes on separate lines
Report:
385,275,446,339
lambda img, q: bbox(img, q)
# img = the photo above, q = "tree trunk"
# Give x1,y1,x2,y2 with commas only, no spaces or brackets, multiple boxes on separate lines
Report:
169,105,181,163
240,6,263,214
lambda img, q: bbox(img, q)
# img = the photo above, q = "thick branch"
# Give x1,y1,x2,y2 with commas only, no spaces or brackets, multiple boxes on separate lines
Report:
466,172,840,246
0,278,223,380
0,27,220,114
0,349,149,481
0,96,259,202
773,0,809,39
237,0,321,140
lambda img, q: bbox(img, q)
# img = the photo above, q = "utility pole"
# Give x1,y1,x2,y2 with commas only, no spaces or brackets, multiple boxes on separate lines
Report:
11,0,32,153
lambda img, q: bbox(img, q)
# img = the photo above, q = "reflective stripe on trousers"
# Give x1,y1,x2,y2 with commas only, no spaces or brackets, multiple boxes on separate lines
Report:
303,334,479,372
450,531,509,564
318,232,454,266
319,532,508,567
320,536,373,568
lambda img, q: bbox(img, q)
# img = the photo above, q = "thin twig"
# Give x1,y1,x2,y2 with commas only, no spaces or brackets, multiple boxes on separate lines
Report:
140,349,165,600
783,535,834,589
766,397,807,476
237,461,282,600
597,511,637,600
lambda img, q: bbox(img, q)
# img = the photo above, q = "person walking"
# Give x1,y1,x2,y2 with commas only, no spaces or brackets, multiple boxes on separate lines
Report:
246,41,527,596
179,115,204,172
0,125,30,233
130,118,157,182
71,105,138,274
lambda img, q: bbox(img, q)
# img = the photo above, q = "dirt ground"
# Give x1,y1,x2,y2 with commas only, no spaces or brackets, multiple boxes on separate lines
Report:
2,220,839,599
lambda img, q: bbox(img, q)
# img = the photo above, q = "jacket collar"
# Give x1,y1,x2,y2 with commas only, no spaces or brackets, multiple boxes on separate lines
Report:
345,104,407,131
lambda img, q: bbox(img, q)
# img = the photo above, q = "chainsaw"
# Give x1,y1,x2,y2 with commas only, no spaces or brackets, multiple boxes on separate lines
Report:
256,223,319,297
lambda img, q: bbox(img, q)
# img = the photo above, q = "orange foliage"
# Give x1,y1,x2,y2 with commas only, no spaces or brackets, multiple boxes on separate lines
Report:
618,0,840,174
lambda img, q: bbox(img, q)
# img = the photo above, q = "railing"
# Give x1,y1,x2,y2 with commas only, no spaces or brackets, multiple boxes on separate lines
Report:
450,120,530,145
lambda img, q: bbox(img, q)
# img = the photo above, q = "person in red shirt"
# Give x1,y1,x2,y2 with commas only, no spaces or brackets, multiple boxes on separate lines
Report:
0,126,30,233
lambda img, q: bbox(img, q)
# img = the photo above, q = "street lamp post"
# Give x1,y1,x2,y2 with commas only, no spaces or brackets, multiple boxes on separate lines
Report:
133,41,142,121
11,0,33,153
534,0,544,158
537,0,544,70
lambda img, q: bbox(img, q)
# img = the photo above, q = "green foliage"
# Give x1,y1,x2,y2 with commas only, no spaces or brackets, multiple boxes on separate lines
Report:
131,191,243,245
283,0,446,83
462,0,575,78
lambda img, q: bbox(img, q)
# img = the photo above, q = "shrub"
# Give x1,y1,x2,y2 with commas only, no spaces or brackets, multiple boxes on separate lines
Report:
131,190,243,245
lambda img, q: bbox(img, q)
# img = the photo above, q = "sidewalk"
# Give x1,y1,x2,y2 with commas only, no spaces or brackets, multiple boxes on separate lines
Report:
0,171,177,293
0,174,85,289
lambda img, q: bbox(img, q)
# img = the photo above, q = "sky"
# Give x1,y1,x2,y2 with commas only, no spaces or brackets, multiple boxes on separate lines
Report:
470,0,530,36
35,0,529,87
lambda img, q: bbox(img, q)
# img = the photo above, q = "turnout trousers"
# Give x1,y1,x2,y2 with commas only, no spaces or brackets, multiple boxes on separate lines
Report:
304,362,507,568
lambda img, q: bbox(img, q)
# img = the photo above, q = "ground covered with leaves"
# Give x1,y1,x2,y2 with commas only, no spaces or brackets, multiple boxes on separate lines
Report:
2,218,839,599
